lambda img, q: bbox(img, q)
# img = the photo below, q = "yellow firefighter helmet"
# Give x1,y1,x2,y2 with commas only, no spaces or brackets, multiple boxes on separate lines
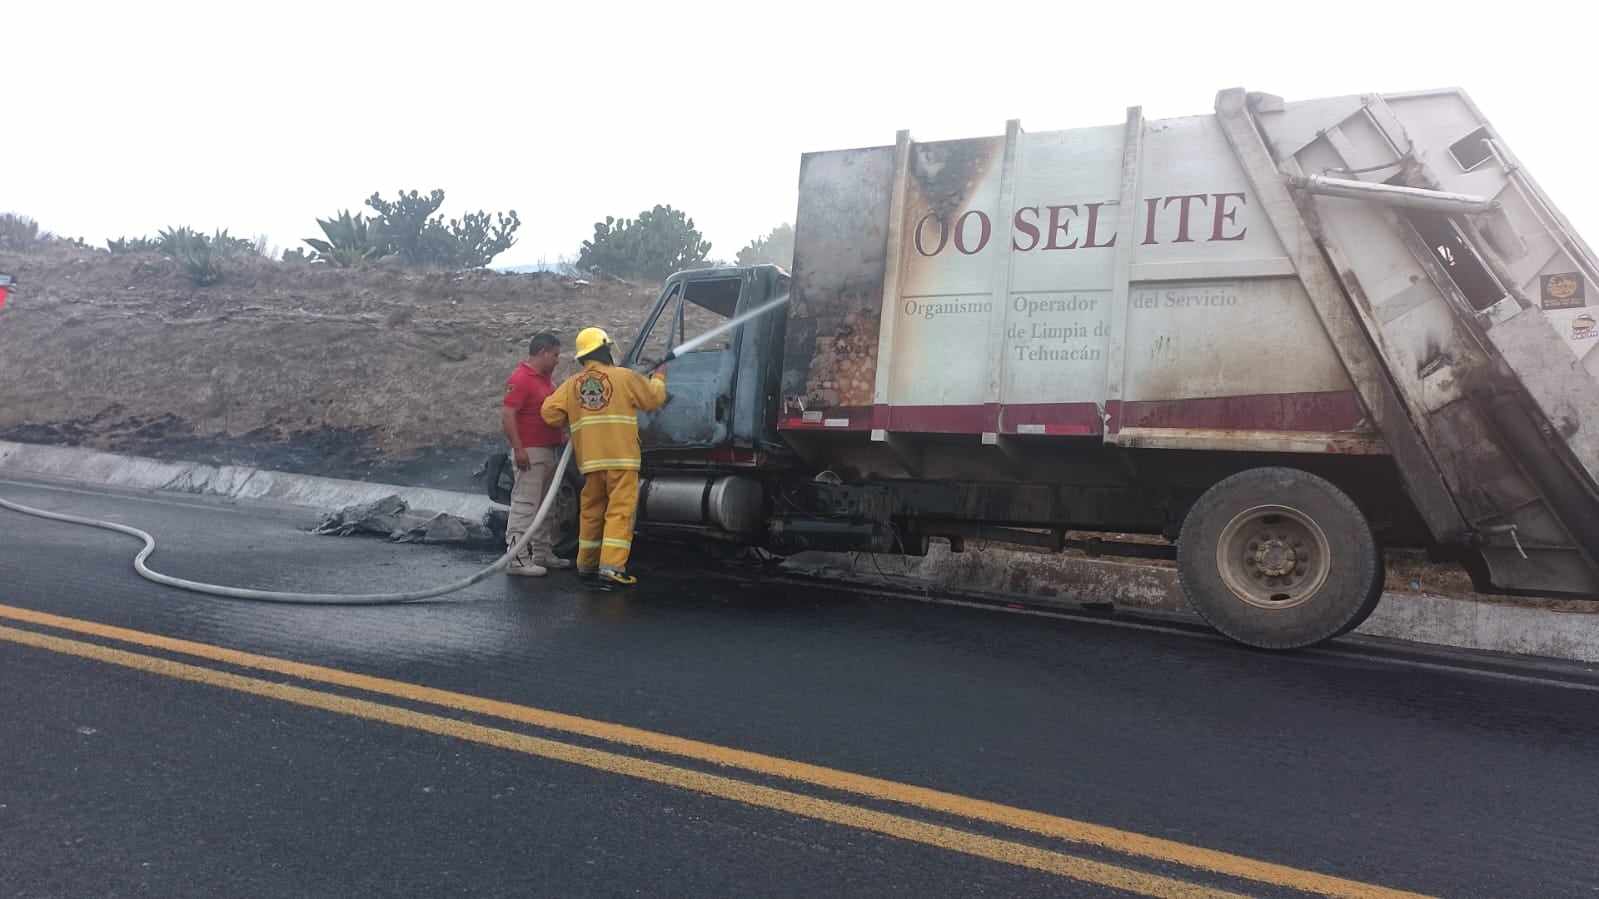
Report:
574,326,614,360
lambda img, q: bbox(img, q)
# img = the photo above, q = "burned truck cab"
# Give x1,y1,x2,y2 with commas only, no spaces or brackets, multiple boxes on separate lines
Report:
625,265,792,468
618,265,793,544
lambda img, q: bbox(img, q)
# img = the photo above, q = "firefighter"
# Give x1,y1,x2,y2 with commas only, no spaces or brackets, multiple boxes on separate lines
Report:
540,326,667,589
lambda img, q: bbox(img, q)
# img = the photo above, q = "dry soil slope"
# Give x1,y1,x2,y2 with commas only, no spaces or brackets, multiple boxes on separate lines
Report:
0,246,655,485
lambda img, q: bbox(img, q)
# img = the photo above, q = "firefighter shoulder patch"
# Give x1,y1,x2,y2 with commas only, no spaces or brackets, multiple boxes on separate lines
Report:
577,370,613,411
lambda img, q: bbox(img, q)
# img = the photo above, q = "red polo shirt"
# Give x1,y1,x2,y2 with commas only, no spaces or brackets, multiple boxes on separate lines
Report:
504,362,564,448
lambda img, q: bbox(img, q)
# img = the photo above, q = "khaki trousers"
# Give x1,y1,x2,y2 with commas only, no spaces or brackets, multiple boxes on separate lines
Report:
506,446,561,561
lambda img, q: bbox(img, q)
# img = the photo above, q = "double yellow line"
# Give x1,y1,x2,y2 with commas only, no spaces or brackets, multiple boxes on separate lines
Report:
0,603,1428,899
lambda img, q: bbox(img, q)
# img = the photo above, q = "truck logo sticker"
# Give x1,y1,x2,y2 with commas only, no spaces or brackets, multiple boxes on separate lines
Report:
1542,272,1585,310
577,371,614,410
1573,313,1597,341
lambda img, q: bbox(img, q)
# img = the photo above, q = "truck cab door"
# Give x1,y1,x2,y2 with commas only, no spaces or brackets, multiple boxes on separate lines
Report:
625,274,745,451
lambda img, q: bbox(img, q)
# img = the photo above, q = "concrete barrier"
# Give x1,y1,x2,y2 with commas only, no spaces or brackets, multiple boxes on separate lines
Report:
783,542,1599,664
0,440,495,521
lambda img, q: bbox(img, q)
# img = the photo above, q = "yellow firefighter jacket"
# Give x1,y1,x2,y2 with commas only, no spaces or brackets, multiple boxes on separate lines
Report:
541,360,668,474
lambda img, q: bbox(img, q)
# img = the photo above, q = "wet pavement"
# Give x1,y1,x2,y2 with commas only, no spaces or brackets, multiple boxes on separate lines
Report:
2,476,1598,898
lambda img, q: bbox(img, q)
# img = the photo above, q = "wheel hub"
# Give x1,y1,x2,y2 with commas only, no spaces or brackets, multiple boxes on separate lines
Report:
1216,505,1332,610
1252,538,1298,577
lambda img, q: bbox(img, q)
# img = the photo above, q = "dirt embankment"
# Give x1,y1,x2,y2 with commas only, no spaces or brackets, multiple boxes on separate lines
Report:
0,246,659,489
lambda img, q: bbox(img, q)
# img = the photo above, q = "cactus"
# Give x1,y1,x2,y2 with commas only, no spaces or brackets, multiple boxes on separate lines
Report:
362,189,520,268
736,223,794,269
577,205,712,281
0,214,43,250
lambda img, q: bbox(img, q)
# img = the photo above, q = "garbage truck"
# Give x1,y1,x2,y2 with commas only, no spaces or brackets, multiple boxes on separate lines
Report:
491,87,1599,648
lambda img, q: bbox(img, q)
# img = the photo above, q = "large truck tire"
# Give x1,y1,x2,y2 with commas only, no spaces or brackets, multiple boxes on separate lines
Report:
483,451,581,559
1177,467,1381,649
1335,545,1387,637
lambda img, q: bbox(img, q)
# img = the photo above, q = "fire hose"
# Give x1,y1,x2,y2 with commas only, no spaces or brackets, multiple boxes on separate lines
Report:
0,444,574,605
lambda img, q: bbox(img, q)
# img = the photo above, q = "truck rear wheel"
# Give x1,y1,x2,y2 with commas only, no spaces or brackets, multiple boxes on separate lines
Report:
1335,545,1386,637
1177,467,1381,649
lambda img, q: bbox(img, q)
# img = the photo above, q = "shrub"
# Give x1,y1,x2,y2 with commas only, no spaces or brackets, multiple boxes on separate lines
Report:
0,213,42,250
736,223,794,269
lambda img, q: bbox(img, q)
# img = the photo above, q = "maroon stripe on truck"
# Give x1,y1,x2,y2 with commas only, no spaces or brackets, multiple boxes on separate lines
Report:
1112,390,1366,432
1000,403,1103,436
880,403,1000,433
778,406,876,431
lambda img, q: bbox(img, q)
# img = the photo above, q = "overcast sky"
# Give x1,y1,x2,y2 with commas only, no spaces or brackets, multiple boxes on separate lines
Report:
7,1,1594,267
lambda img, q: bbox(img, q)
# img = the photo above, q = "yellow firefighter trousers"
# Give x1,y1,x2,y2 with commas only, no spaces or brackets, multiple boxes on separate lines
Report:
577,469,640,573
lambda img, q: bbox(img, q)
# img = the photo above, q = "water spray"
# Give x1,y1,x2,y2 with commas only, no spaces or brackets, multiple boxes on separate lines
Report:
654,294,789,368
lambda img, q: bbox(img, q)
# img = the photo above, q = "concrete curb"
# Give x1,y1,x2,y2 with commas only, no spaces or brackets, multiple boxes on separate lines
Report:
0,440,495,521
784,543,1599,664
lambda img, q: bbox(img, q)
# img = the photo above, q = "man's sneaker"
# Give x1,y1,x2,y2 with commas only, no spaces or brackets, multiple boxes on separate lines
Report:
507,556,548,577
598,569,638,588
533,556,574,570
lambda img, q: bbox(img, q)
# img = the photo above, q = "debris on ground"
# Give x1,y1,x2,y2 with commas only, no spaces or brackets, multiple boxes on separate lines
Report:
393,511,497,546
314,495,497,547
313,495,414,537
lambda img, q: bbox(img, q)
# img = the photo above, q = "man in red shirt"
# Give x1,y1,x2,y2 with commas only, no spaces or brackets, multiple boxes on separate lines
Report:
501,332,570,576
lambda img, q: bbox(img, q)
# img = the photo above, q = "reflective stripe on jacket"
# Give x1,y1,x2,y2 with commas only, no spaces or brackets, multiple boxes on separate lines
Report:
541,361,667,473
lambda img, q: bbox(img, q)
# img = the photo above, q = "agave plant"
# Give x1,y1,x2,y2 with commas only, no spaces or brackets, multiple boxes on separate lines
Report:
107,235,163,255
156,226,204,256
303,211,388,267
208,228,256,258
156,227,222,286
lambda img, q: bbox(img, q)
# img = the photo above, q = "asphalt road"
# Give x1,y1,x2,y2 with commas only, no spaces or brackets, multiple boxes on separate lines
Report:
1,476,1597,898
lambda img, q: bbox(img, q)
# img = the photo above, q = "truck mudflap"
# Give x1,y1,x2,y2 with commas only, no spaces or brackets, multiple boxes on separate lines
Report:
1225,87,1599,596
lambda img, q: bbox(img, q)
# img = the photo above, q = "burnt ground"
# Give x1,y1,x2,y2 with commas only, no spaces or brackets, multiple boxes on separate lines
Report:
0,410,500,492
